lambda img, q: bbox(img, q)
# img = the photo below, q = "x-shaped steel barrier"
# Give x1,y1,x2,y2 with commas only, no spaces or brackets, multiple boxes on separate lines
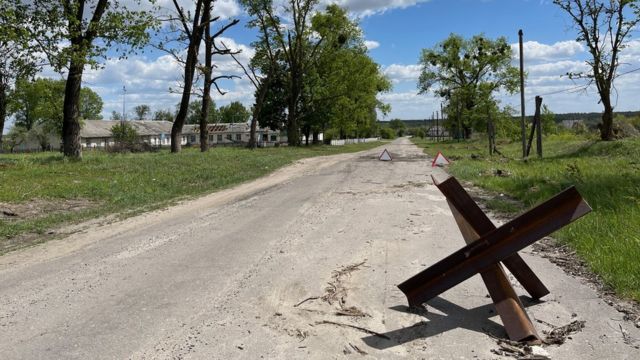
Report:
398,176,591,343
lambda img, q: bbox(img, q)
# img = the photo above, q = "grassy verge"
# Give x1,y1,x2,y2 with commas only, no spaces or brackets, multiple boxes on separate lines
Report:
0,142,383,252
412,135,640,302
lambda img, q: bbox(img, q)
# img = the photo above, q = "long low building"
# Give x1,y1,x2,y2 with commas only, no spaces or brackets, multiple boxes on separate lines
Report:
13,120,282,151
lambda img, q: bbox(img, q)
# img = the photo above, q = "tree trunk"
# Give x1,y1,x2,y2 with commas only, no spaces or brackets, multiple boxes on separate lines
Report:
171,1,205,153
248,77,270,149
0,79,6,150
601,101,614,141
62,61,84,159
312,130,319,145
200,5,212,153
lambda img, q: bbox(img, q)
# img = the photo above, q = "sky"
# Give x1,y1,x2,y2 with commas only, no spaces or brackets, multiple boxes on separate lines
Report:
5,0,640,133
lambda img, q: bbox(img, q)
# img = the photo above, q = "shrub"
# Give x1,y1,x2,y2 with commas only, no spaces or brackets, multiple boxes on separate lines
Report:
380,127,396,139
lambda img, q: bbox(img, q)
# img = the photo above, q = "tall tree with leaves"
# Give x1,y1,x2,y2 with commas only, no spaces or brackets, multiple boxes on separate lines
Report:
554,0,640,140
0,2,40,148
133,104,150,120
418,34,519,138
16,0,157,159
242,0,324,146
9,78,103,135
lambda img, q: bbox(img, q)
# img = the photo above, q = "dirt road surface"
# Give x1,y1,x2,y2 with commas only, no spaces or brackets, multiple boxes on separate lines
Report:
1,138,638,359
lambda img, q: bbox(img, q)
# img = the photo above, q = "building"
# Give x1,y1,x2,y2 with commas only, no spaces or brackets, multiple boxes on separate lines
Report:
5,120,286,152
184,123,281,147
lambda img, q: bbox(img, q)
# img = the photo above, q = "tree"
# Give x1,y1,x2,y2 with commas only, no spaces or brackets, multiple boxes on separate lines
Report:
184,99,217,124
0,1,40,148
218,101,251,123
554,0,640,140
388,119,407,137
160,0,237,153
242,0,324,146
18,0,157,159
79,87,103,120
133,104,150,120
304,4,391,142
418,34,519,138
111,110,123,121
153,109,174,122
8,78,102,136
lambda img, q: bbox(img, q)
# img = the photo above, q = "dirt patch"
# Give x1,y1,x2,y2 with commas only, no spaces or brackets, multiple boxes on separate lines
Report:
0,198,95,221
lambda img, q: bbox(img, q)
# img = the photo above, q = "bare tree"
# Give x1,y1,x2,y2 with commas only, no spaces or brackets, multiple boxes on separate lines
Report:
554,0,640,140
198,2,239,152
134,104,150,120
161,0,238,152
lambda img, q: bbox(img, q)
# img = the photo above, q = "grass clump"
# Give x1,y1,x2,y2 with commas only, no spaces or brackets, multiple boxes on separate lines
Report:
412,135,640,302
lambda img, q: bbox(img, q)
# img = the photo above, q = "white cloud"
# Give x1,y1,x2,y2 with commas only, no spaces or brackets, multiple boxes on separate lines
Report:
382,64,421,84
511,40,584,62
321,0,430,16
364,40,380,50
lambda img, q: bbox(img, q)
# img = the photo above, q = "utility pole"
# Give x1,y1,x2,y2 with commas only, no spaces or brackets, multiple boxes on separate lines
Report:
122,85,127,122
435,110,439,142
518,29,526,159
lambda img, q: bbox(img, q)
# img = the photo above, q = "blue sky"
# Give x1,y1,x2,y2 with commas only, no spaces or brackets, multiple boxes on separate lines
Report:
6,0,640,133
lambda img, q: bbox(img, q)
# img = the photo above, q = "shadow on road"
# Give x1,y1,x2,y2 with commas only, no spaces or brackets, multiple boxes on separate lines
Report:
362,295,542,350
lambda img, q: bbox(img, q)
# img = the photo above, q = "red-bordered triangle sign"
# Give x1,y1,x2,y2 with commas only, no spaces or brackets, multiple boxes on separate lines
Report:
379,149,392,161
432,151,450,167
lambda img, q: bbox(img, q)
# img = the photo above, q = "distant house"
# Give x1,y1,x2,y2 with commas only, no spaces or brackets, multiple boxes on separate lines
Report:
427,125,449,138
184,123,282,146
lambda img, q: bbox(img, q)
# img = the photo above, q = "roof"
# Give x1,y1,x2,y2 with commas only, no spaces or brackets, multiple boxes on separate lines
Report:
81,120,195,138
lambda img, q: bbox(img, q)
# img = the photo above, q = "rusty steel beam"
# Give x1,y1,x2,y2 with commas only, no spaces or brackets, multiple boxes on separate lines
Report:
398,186,591,308
433,176,550,299
449,204,541,343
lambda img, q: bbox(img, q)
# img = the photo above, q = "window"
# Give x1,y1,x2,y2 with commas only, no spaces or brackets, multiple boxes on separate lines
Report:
236,134,242,141
271,135,277,142
190,135,196,143
218,134,223,142
209,135,214,142
226,134,232,140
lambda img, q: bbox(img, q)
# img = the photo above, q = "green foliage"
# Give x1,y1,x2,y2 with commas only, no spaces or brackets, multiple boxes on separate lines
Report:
380,127,396,139
218,101,251,123
419,34,519,137
111,121,139,147
8,78,101,135
0,141,382,252
133,104,150,120
541,105,558,135
153,109,174,122
21,0,159,72
184,99,217,125
412,136,640,301
111,111,123,121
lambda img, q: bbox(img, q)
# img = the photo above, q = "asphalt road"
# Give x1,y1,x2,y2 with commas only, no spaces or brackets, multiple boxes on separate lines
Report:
1,138,638,359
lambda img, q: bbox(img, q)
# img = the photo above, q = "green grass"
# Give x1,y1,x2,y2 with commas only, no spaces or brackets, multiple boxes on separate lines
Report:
412,135,640,302
0,142,383,251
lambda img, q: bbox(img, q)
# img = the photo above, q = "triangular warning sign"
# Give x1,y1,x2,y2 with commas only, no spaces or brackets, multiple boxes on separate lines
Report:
431,151,450,167
379,149,392,161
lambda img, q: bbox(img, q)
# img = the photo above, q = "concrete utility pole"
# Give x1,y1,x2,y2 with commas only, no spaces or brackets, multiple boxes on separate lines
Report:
518,30,526,159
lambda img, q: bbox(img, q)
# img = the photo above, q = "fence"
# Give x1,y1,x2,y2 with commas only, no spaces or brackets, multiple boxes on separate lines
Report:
330,137,380,146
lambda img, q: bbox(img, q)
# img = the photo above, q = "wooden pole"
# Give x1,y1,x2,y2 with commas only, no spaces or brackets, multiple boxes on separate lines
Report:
525,96,542,158
536,96,543,158
519,30,526,159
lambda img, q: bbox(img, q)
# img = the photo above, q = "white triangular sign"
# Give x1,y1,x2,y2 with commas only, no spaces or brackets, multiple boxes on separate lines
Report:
432,151,450,167
379,149,392,161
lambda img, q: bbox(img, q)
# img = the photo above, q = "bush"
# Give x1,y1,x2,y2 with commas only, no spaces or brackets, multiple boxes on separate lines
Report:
110,122,142,153
380,127,396,139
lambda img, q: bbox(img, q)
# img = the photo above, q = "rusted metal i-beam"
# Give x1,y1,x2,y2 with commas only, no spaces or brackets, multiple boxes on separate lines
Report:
398,185,591,309
433,176,550,300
